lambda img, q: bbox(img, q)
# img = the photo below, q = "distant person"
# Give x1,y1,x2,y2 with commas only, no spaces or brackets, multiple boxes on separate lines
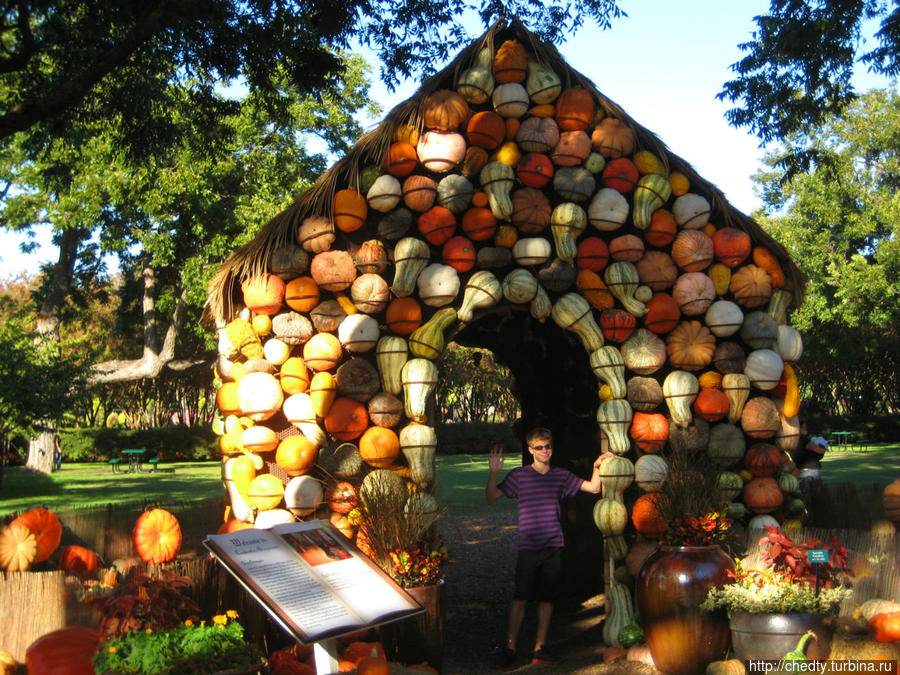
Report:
789,422,828,482
485,427,603,668
54,434,63,471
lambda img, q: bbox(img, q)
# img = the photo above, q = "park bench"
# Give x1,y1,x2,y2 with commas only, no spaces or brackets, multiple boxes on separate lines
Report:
147,456,175,473
108,458,122,473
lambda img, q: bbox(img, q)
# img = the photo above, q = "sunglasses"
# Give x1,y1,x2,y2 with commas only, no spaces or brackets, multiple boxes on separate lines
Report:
530,444,552,451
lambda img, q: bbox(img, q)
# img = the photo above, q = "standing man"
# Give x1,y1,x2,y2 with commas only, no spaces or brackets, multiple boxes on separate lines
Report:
486,427,603,668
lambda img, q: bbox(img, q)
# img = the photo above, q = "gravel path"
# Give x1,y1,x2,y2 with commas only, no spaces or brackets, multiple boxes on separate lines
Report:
439,511,658,674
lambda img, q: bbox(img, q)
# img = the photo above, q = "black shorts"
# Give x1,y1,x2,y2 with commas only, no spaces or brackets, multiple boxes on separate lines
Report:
513,547,564,602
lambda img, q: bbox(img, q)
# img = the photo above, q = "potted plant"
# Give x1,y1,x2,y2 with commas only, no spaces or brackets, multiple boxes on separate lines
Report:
634,446,738,675
702,525,852,660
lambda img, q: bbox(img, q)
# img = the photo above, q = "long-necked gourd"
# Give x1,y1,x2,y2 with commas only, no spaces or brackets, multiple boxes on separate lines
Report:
282,392,328,447
399,422,438,487
590,346,626,399
530,285,552,322
409,306,458,359
458,270,502,322
596,398,633,455
662,370,699,428
401,358,439,423
375,335,408,395
551,292,604,352
722,372,750,424
632,173,672,229
391,236,431,297
603,581,635,646
604,261,647,316
550,202,587,263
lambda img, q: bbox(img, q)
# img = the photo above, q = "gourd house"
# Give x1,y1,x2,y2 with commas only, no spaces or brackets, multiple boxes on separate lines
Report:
203,17,805,613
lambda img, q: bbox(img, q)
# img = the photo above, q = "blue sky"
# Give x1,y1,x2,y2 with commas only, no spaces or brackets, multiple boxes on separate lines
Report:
0,1,888,278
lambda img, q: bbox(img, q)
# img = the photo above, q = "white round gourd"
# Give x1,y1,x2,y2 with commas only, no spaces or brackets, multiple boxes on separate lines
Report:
744,349,784,390
512,237,552,266
337,313,380,352
416,263,461,307
705,300,744,337
776,324,804,363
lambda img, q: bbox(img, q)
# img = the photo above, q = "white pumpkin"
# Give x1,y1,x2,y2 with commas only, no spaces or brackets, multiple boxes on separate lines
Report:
282,393,327,446
237,372,283,422
776,324,804,362
366,174,402,212
337,313,380,352
254,508,295,529
672,193,711,229
744,349,784,390
587,187,629,231
283,475,324,516
512,237,552,266
492,82,530,118
416,263,461,307
263,337,291,366
747,514,780,534
705,300,744,337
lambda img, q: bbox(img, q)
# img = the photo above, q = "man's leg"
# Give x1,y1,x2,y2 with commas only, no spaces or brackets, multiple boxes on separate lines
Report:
506,598,526,651
534,600,553,650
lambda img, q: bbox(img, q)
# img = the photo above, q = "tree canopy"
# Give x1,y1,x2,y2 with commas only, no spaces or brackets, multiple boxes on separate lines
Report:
719,0,900,157
755,88,900,414
0,0,624,151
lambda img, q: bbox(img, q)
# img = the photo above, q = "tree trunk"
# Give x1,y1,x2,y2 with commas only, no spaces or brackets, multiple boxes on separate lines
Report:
26,431,55,473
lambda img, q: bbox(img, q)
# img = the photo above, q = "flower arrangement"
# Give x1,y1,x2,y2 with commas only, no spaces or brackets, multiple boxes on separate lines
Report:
389,538,449,588
92,610,262,675
702,526,852,616
657,446,734,548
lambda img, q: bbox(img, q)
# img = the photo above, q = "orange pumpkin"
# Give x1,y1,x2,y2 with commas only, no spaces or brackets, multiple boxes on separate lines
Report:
729,264,773,308
644,292,681,334
276,435,319,476
493,39,527,83
402,174,437,212
460,206,498,241
133,508,182,564
358,426,401,468
744,442,783,477
333,189,368,233
574,237,609,273
442,235,476,273
511,187,551,233
577,268,615,311
693,388,730,422
636,250,677,291
466,110,506,150
12,507,62,563
671,229,714,272
385,297,422,335
241,274,286,316
752,246,787,288
743,476,783,514
591,117,635,158
357,656,390,675
383,141,418,177
324,397,369,441
741,396,781,438
599,308,636,342
216,381,242,415
493,224,518,248
602,157,639,193
555,87,596,131
326,481,359,514
516,152,554,188
417,205,457,245
712,227,752,267
25,626,100,675
58,545,101,577
310,250,357,292
666,320,716,371
630,412,669,453
609,234,645,263
284,276,320,313
869,611,900,643
645,208,678,247
422,89,470,131
303,332,343,371
632,493,669,537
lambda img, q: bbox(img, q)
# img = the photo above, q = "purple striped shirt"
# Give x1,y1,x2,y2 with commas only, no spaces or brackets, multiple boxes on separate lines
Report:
498,465,584,550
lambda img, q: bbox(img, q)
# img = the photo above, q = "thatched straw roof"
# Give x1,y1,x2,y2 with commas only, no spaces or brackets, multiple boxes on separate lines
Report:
204,18,803,326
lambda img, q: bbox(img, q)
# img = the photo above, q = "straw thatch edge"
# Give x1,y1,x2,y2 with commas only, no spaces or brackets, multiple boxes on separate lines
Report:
204,18,803,326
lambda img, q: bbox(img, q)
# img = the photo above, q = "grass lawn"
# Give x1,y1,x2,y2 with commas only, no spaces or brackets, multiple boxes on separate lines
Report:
1,445,896,518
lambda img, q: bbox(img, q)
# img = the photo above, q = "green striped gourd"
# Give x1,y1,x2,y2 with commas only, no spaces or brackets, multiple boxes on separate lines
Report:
598,454,634,500
593,498,627,538
590,346,626,399
409,306,457,359
401,358,438,423
551,292,604,352
662,370,699,428
550,202,587,263
502,268,539,304
632,173,672,229
457,47,494,104
391,237,430,297
458,270,501,322
777,472,799,495
603,261,647,316
716,472,744,503
596,399,633,455
602,582,635,647
530,285,552,322
767,287,792,324
375,336,408,395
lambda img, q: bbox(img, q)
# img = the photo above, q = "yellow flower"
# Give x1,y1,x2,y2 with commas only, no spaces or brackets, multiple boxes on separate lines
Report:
145,628,153,634
213,614,227,626
108,646,117,654
226,610,239,619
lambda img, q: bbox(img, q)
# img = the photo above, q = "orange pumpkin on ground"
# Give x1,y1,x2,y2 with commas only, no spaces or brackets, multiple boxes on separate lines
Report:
324,397,369,441
133,508,182,564
12,507,62,563
58,544,101,577
25,626,100,675
358,426,401,468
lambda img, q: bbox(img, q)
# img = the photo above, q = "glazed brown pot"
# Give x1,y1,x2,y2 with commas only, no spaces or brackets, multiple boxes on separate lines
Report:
635,545,734,675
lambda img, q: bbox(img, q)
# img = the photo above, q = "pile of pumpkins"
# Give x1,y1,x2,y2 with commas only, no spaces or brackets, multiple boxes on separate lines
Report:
210,37,807,583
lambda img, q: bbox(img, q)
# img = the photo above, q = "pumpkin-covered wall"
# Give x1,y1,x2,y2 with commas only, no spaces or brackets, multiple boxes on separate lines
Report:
204,19,806,631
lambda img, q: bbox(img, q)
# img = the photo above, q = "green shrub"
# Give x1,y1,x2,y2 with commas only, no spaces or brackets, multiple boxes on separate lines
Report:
59,427,218,462
435,421,519,455
805,413,899,443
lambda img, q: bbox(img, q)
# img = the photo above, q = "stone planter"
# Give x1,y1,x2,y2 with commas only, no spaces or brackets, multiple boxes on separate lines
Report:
730,612,835,660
